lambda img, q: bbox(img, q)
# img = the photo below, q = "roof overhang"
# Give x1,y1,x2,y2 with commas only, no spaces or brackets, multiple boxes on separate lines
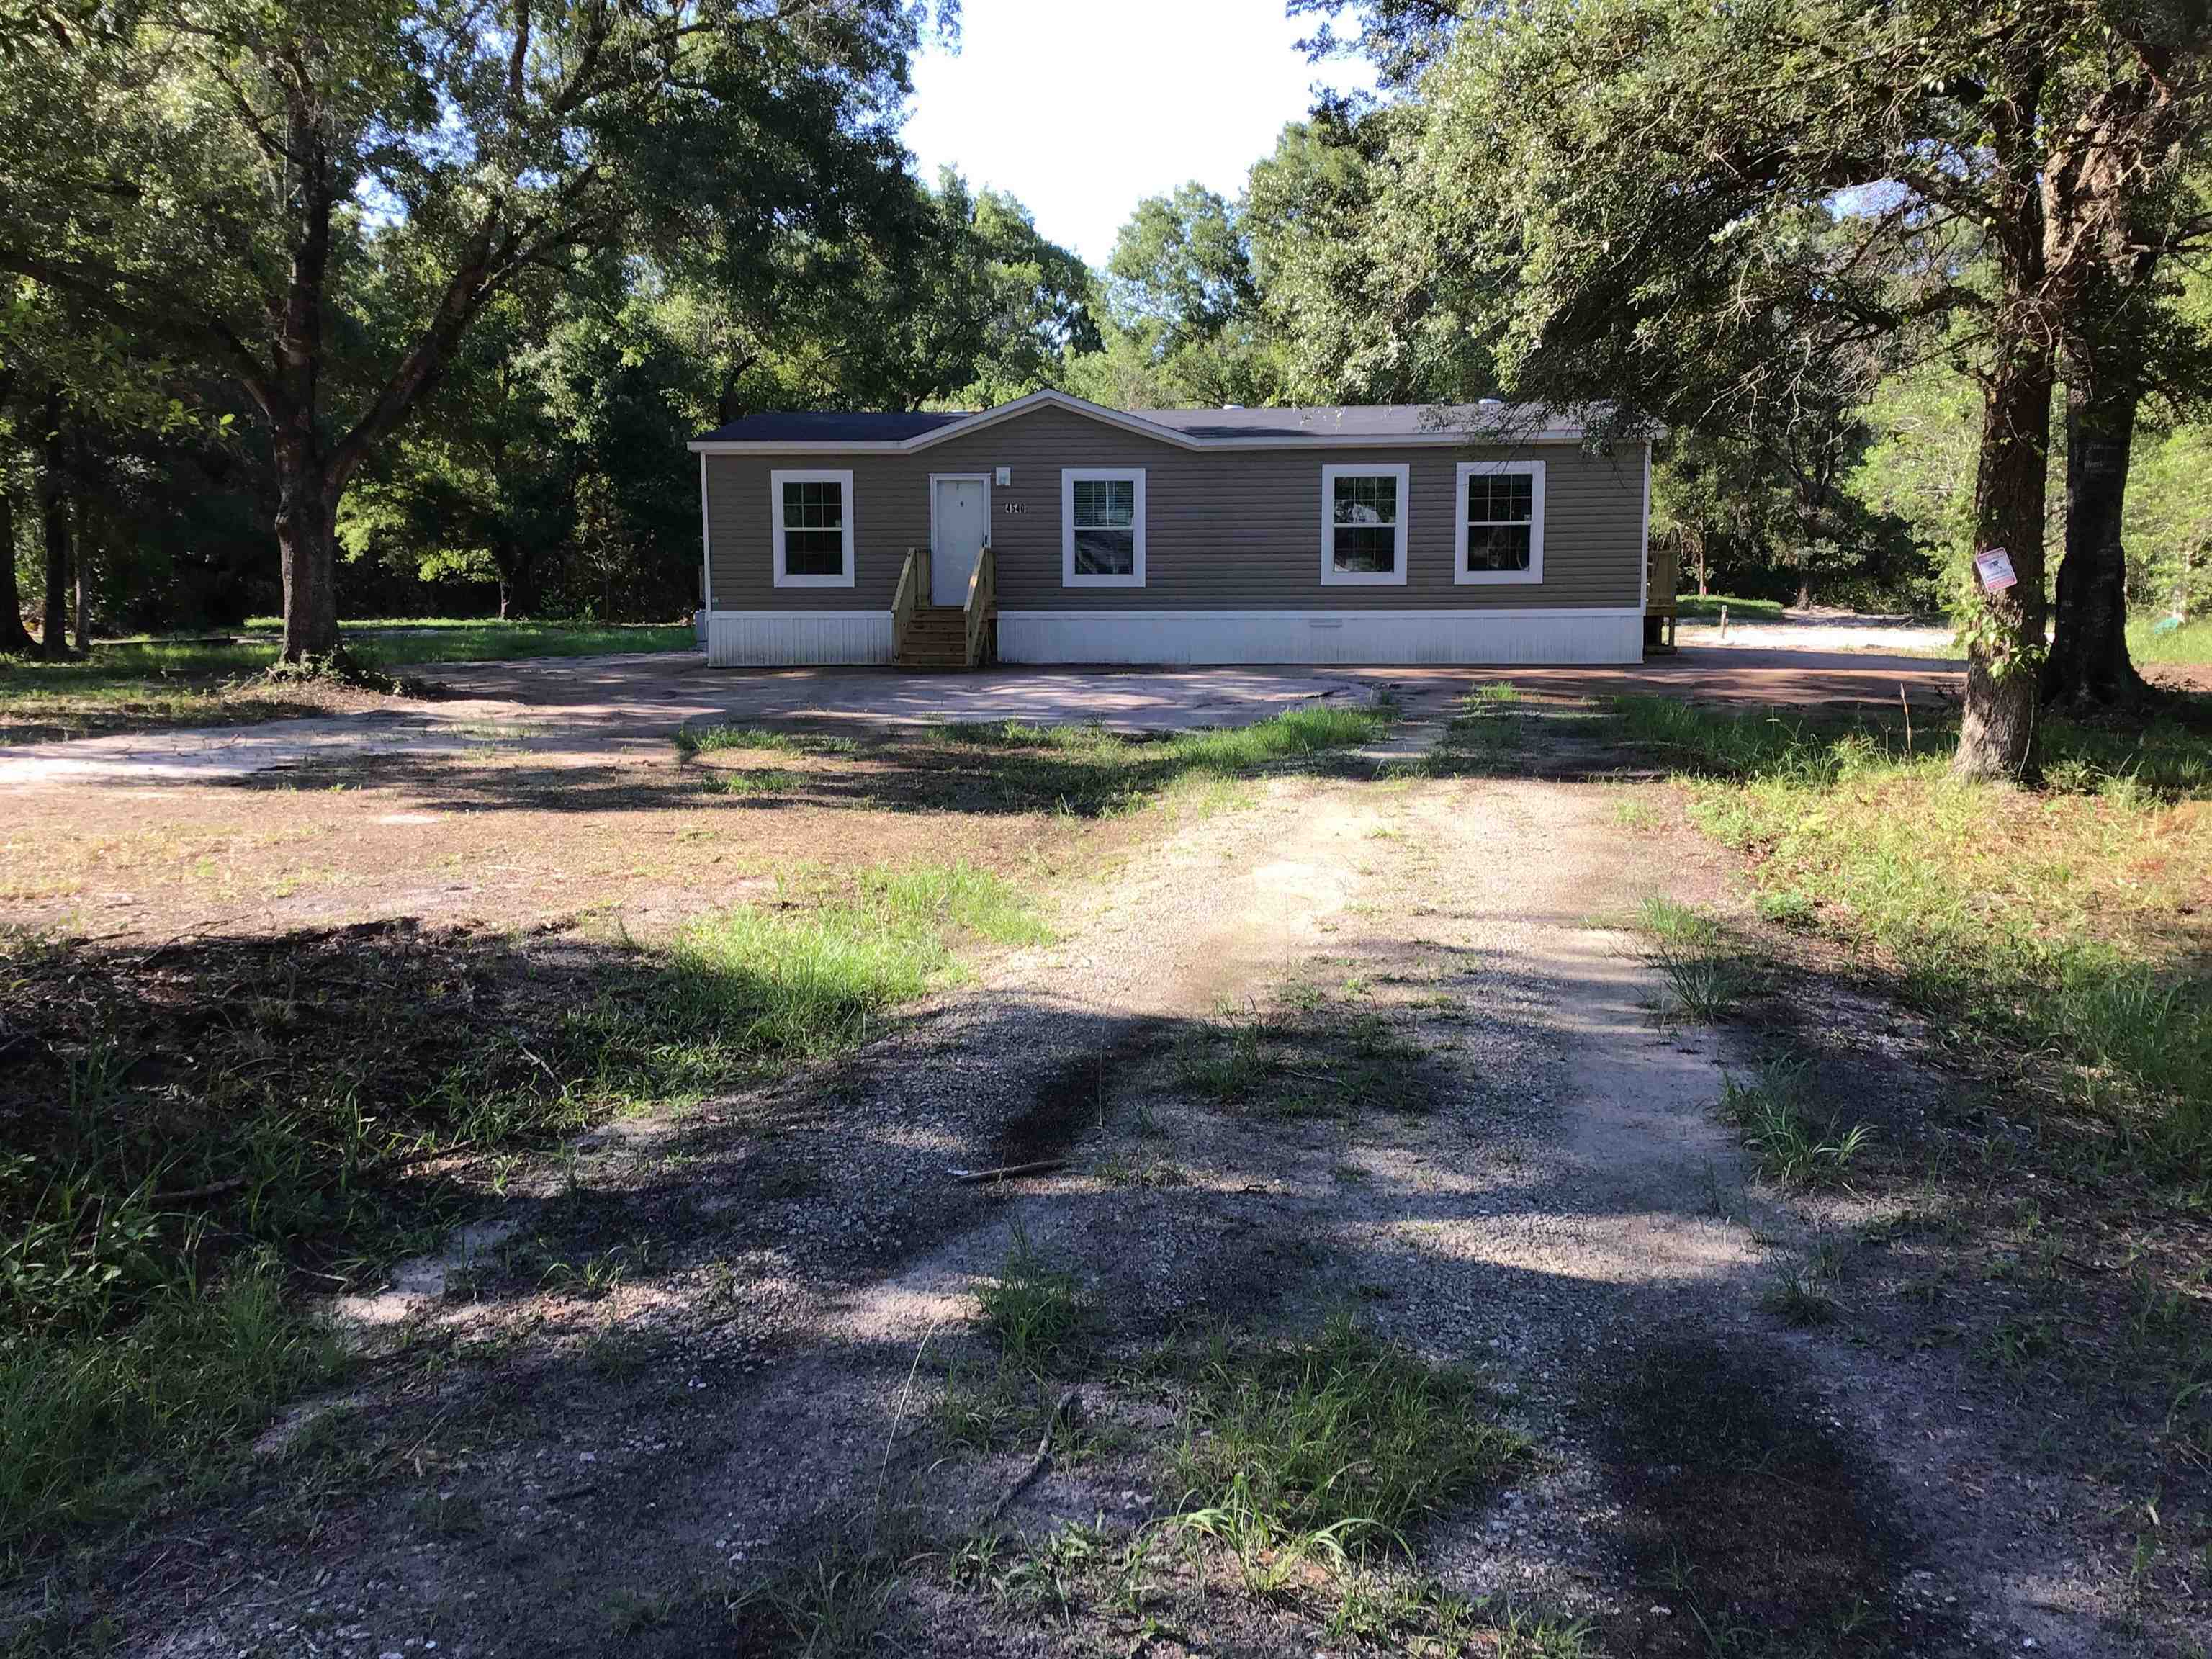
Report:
686,388,1604,454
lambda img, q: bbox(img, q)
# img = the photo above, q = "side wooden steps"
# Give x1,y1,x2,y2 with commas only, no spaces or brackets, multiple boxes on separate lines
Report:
894,603,971,670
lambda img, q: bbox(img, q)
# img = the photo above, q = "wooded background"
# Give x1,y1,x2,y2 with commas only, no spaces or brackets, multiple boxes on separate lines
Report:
2,0,2207,768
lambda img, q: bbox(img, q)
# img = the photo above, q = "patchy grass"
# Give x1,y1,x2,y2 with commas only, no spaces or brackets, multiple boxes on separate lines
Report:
935,1318,1532,1647
1172,997,1433,1119
674,724,860,759
0,620,693,743
1166,1314,1527,1573
1606,694,2212,1181
1,1253,341,1550
2128,615,2212,665
0,859,1038,1549
930,701,1393,817
727,1543,898,1658
1674,593,1788,621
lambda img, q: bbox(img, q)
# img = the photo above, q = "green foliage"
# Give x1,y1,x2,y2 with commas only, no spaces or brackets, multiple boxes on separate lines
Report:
0,621,695,742
1674,594,1786,620
1634,896,1755,1022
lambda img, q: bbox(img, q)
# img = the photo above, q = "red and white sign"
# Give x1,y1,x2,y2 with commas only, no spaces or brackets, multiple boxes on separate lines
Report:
1974,547,2018,593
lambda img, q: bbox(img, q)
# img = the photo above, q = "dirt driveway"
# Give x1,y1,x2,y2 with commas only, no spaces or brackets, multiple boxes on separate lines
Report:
0,657,1372,785
0,645,1972,789
14,673,2168,1658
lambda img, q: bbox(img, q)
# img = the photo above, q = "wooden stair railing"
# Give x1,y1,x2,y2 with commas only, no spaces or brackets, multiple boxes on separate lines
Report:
1645,534,1679,654
962,544,996,668
891,545,930,661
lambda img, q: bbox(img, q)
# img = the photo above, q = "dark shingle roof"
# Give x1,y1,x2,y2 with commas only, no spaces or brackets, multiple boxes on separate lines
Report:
692,397,1576,446
694,409,974,444
1133,404,1547,440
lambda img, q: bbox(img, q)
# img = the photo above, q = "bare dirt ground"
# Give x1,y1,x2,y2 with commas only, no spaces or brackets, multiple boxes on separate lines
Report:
11,674,2197,1659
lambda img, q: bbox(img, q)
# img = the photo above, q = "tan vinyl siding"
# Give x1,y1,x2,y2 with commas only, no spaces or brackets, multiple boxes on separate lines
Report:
705,405,1643,612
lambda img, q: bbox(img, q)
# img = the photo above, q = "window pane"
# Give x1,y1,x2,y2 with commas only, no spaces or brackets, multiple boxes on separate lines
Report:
1465,473,1532,524
785,528,845,575
783,479,845,531
1074,526,1135,575
1333,474,1398,527
1074,477,1134,528
1333,524,1397,573
1464,523,1532,572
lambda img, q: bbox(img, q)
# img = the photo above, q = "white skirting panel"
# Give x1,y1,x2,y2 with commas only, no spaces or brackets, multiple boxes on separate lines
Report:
706,609,894,666
996,608,1644,667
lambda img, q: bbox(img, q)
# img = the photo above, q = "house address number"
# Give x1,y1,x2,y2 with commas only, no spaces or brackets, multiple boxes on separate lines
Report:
1000,502,1027,513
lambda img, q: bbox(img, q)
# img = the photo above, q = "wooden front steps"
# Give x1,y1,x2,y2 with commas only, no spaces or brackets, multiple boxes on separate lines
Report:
894,603,971,669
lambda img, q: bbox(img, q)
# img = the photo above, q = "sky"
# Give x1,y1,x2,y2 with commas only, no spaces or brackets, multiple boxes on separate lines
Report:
902,0,1375,268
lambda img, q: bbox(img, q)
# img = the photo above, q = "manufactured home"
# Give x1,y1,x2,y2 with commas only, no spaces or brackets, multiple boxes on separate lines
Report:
688,390,1660,669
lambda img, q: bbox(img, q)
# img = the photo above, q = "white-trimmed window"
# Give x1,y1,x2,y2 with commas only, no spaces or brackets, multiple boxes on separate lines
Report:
1455,460,1544,585
1061,468,1146,587
1320,464,1410,585
770,468,855,588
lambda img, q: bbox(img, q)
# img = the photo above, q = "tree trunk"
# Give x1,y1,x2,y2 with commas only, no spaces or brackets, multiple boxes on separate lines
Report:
1952,351,2052,781
2043,364,2147,706
274,454,342,661
71,486,89,655
38,392,71,661
0,490,33,654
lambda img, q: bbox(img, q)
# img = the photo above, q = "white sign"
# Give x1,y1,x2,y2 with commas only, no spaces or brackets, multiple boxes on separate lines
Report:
1974,547,2018,593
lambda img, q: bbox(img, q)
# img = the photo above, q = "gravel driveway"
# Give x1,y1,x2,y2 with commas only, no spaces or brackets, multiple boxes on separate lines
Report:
0,657,1373,785
49,682,2152,1659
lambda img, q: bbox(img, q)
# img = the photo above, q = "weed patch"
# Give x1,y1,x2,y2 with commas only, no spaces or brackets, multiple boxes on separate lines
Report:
0,858,1038,1547
1165,1314,1527,1571
0,621,692,743
1606,693,2212,1179
1718,1061,1871,1188
974,1223,1084,1373
922,701,1393,817
1635,896,1757,1022
1172,996,1437,1119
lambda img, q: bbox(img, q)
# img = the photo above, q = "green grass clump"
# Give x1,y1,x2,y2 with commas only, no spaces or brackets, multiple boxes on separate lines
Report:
1635,896,1754,1022
1,620,694,742
1167,1316,1526,1575
673,724,860,759
1608,694,2212,1179
706,766,805,796
933,701,1393,817
1718,1061,1871,1188
663,862,1045,1066
974,1222,1084,1372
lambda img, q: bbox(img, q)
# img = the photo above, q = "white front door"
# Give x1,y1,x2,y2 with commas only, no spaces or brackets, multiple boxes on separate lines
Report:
931,476,989,606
